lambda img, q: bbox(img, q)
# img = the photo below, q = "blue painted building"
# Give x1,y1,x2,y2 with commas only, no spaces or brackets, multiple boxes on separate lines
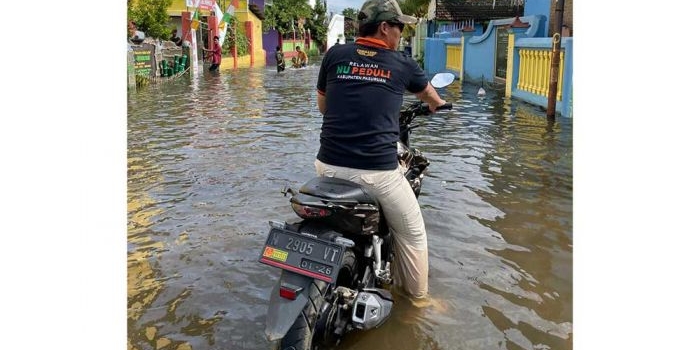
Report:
422,0,574,117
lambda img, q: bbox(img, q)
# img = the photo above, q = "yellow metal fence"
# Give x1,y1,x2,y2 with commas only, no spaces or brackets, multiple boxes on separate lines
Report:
516,49,565,100
446,44,461,73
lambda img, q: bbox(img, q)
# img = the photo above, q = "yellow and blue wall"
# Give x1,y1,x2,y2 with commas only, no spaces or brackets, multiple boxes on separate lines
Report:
422,10,573,117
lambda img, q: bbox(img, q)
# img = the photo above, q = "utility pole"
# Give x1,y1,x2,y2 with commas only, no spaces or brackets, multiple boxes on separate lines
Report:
546,0,565,119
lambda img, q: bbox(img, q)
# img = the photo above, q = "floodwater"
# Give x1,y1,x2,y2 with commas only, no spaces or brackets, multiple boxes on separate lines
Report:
127,61,572,350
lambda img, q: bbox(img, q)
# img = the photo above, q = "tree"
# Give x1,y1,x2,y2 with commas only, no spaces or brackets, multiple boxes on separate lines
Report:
127,0,174,40
398,0,430,18
222,16,250,56
397,0,430,40
307,0,329,49
341,7,358,20
262,0,313,37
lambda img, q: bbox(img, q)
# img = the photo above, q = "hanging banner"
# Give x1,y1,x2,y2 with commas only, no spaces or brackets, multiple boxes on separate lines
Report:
190,28,199,71
191,11,200,30
186,0,214,10
213,2,227,42
222,12,232,26
199,0,215,10
189,0,201,72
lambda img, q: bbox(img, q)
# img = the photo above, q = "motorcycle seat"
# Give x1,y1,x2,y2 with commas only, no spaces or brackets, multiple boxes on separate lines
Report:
299,177,378,205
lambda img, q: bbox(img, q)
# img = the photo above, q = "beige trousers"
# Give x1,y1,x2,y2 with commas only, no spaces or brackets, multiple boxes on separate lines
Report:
314,159,429,299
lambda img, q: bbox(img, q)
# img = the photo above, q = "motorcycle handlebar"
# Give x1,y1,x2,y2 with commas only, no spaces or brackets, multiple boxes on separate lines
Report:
436,102,452,111
413,102,453,116
400,102,452,128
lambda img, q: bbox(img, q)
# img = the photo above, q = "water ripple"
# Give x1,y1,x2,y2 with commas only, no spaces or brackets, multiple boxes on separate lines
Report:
128,64,572,350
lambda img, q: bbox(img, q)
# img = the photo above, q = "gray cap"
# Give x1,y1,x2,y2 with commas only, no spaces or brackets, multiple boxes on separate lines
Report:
358,0,418,26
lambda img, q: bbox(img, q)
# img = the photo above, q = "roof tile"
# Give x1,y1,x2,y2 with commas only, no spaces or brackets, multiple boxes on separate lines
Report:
436,0,523,21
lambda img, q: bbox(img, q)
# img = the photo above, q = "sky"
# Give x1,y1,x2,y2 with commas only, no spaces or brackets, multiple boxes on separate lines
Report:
324,0,365,15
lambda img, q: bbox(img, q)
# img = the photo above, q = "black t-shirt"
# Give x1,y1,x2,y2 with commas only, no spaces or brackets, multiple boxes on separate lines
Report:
276,51,284,64
316,37,429,170
170,35,182,46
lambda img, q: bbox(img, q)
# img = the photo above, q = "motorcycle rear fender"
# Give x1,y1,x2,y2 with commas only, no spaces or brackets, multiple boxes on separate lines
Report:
264,270,316,341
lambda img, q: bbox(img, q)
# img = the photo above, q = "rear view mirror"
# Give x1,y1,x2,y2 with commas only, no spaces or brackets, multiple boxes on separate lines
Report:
430,73,455,88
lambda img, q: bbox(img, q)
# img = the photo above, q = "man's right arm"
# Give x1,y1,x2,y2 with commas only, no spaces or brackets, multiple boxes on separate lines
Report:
414,83,447,113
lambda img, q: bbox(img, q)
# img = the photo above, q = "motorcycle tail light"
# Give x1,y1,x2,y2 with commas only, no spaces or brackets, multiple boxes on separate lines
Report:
279,283,302,300
292,203,332,218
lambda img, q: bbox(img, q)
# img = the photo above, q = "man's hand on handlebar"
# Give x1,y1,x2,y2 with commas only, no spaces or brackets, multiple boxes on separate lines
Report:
410,102,452,117
415,83,446,113
428,98,448,113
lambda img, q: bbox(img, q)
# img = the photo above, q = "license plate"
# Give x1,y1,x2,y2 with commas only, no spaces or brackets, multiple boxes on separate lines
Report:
259,227,345,283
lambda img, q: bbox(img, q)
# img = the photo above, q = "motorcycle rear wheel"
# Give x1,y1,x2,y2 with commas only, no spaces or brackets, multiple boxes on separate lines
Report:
279,279,327,350
279,250,357,350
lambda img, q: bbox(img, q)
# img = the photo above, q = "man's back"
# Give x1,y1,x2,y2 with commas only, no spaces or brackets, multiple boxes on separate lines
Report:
315,39,428,170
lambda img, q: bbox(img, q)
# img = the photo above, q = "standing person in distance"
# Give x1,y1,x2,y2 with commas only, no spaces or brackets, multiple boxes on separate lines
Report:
169,29,182,46
202,36,222,72
314,0,447,302
275,46,286,73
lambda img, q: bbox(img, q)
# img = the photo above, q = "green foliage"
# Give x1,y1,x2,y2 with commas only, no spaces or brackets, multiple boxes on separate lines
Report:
262,0,313,36
307,0,328,49
398,0,430,18
222,17,250,57
397,0,430,40
335,1,427,21
127,0,174,40
340,7,358,40
415,51,424,69
342,2,428,39
263,0,328,49
341,7,358,19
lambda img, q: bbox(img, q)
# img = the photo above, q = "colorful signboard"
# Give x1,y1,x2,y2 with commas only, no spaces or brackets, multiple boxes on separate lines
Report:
132,44,156,77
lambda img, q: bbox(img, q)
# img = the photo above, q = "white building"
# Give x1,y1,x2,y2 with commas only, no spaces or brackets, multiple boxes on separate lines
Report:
326,14,345,49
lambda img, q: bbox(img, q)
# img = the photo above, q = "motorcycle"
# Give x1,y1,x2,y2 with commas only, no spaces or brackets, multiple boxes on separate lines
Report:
259,73,455,350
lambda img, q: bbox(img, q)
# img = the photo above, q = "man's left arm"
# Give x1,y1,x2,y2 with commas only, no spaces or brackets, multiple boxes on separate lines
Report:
317,92,326,114
406,59,446,113
316,53,329,114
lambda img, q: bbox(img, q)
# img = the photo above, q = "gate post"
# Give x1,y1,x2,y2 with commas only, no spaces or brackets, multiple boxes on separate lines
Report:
460,26,475,82
245,21,253,67
505,17,529,98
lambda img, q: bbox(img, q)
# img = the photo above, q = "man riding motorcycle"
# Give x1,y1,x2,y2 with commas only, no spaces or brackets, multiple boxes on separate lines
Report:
314,0,448,300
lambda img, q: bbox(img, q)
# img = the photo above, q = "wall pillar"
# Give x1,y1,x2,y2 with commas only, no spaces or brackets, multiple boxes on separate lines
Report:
233,24,238,69
460,26,475,82
127,47,136,89
181,12,191,42
181,12,194,70
424,38,446,75
506,17,530,97
245,21,253,67
207,16,219,50
306,29,311,51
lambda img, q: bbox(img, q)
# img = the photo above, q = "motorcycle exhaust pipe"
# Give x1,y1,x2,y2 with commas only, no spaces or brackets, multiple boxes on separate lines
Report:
351,288,393,330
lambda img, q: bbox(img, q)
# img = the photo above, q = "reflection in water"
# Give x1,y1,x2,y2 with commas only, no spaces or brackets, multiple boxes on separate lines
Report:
128,63,572,350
